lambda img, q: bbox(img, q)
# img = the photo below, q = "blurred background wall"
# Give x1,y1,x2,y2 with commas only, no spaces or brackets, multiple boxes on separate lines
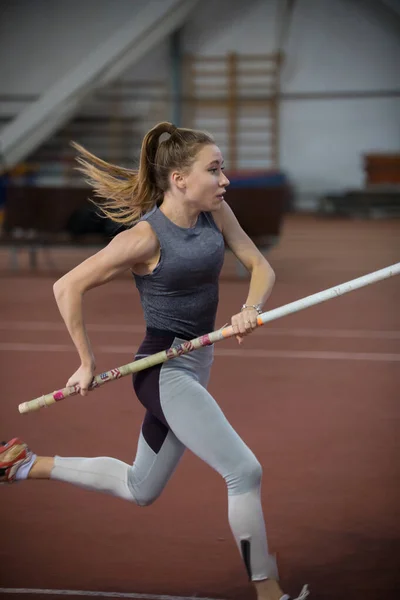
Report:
0,0,399,248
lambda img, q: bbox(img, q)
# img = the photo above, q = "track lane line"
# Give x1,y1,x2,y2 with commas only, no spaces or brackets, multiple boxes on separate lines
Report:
0,342,399,362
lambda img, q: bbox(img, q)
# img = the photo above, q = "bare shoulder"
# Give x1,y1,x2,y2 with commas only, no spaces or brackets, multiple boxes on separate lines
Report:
124,220,159,258
211,200,237,233
105,220,157,260
53,220,160,293
210,203,228,231
212,201,271,271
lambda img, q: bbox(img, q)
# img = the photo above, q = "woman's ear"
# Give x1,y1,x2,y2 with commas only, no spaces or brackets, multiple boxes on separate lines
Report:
170,170,186,190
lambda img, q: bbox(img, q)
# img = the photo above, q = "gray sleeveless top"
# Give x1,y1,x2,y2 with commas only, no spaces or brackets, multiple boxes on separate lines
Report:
133,206,225,339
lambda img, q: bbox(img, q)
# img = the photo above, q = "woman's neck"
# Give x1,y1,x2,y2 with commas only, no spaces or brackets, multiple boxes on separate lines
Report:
160,195,200,229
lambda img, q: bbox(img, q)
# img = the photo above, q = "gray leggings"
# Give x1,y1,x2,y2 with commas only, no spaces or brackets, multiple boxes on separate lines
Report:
51,334,278,581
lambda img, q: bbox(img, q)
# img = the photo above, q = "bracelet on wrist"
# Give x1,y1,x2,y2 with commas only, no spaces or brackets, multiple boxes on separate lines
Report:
241,304,263,315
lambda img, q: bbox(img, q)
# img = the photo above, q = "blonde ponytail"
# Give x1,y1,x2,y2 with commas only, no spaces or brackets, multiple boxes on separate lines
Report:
72,121,214,226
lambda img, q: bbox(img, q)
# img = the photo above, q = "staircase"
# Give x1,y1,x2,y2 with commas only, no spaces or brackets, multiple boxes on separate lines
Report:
0,0,199,174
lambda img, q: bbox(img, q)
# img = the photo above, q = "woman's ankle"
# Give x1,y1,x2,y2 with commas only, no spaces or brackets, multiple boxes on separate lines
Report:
254,578,285,600
28,456,55,479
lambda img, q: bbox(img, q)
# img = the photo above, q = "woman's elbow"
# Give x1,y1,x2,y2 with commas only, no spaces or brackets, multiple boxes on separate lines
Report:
267,263,276,283
53,277,66,300
53,274,80,301
259,257,275,282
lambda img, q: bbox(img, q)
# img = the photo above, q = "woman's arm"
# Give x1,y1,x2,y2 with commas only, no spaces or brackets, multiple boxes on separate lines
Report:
214,201,276,341
53,222,158,393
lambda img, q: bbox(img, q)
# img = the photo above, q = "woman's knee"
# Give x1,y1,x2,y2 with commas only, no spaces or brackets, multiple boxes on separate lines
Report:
134,491,160,507
127,468,163,507
128,480,162,506
227,456,263,494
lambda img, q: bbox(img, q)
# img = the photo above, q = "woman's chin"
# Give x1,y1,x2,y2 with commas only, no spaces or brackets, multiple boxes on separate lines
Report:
213,196,224,209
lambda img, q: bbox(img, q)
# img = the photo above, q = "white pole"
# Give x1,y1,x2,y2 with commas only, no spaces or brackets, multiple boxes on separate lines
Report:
19,262,400,414
257,262,400,326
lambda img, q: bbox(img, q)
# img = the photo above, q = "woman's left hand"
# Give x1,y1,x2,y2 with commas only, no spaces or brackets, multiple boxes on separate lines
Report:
231,307,259,344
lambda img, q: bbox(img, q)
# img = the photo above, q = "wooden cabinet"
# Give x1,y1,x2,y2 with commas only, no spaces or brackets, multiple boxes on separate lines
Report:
364,153,400,185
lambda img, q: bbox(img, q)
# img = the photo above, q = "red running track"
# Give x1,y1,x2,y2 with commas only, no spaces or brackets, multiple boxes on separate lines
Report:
1,215,399,600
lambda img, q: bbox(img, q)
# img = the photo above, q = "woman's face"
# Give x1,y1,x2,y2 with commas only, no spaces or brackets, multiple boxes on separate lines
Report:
179,144,230,211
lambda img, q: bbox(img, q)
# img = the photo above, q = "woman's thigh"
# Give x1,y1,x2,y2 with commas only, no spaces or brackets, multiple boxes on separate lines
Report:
159,362,260,495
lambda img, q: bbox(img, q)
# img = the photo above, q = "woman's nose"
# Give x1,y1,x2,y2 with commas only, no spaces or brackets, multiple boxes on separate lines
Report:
221,172,230,187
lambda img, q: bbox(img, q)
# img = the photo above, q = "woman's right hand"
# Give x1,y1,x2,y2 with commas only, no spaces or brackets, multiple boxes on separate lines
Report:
66,364,95,396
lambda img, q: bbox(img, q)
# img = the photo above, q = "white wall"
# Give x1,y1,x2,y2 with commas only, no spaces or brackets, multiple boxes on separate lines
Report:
0,0,149,121
280,0,400,206
1,0,399,206
283,0,400,93
182,0,400,205
0,0,147,95
183,0,279,54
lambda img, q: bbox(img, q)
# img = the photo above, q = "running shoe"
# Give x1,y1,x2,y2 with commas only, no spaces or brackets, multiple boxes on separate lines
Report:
0,438,33,483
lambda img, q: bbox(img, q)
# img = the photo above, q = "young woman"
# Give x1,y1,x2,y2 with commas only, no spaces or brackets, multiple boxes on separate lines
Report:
1,122,309,600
